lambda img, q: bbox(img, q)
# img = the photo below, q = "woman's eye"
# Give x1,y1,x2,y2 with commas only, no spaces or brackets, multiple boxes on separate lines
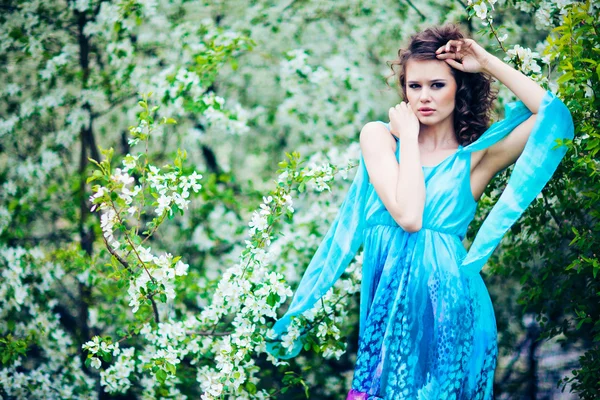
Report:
432,82,445,89
408,84,420,89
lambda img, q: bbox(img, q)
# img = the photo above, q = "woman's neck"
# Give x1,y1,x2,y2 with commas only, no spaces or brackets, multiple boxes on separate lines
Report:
418,119,458,150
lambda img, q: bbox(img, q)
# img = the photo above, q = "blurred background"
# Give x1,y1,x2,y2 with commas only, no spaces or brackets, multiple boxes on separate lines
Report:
0,0,598,399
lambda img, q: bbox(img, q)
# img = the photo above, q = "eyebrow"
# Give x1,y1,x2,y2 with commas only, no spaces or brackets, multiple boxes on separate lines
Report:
407,79,447,84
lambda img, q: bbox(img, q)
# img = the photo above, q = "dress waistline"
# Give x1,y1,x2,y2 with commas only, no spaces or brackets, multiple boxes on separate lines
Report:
365,223,463,239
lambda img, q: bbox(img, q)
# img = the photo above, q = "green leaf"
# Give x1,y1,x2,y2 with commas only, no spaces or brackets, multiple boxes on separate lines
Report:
156,369,167,383
165,362,176,374
245,382,257,394
557,71,573,84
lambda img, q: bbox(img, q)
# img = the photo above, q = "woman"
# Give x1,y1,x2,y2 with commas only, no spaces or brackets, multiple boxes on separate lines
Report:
268,24,573,399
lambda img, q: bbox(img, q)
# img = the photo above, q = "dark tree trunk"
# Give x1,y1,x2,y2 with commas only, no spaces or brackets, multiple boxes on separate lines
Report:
526,323,541,399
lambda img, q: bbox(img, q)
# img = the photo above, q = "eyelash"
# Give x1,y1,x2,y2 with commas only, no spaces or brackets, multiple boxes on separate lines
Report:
408,83,445,89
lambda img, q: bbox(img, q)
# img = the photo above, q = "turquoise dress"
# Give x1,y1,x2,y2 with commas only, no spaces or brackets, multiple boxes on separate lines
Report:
348,129,495,399
266,92,573,399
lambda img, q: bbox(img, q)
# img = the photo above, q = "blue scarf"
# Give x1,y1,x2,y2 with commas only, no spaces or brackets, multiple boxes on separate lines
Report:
267,90,574,359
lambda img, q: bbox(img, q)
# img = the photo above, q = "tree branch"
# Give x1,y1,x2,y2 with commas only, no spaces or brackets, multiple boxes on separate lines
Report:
405,0,426,21
187,330,232,336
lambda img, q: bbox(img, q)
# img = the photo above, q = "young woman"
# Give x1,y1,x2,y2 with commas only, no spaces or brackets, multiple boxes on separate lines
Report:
268,24,573,399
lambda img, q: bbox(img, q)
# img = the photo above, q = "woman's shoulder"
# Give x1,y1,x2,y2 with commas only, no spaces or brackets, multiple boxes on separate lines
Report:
365,120,398,136
360,121,399,140
360,121,396,142
359,121,397,156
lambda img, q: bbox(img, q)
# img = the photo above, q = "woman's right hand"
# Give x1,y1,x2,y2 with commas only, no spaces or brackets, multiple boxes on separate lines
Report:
389,101,420,140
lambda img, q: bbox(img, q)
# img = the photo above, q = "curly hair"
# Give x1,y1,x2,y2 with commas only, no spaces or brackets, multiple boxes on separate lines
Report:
386,24,497,146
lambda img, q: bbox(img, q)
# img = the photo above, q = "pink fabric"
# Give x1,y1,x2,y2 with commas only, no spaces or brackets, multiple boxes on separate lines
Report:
346,389,368,400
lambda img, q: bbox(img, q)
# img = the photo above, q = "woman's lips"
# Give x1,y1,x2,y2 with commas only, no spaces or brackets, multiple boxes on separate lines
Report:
419,108,435,116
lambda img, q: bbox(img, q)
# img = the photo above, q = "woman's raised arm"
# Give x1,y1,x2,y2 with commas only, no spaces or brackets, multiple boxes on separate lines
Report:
435,38,546,113
436,38,550,176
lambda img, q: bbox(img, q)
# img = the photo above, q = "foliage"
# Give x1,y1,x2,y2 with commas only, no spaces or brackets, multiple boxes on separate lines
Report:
471,0,600,398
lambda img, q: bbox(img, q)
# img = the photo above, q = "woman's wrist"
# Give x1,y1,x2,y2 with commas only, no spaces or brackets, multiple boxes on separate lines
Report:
481,53,501,76
399,132,419,149
480,52,546,113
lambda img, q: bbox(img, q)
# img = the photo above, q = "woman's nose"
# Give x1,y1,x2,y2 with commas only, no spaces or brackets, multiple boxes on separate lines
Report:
419,88,432,102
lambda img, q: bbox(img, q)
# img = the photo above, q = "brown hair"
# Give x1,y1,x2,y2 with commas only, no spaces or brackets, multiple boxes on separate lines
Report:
386,24,497,146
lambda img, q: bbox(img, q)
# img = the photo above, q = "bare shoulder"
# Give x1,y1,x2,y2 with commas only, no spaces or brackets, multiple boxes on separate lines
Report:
359,122,396,156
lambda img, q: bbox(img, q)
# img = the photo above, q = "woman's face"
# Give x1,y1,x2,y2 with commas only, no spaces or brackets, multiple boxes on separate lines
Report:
404,59,458,127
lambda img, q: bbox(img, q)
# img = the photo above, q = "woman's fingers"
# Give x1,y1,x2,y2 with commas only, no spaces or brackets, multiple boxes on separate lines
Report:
435,38,485,72
390,102,412,120
436,52,464,61
389,101,419,135
442,58,465,71
449,39,464,50
437,39,465,54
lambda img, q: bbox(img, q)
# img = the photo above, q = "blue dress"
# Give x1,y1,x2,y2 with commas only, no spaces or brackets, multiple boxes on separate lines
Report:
348,129,496,399
266,91,573,400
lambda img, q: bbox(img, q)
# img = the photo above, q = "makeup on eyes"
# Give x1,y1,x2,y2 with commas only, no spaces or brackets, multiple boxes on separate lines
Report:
407,79,447,89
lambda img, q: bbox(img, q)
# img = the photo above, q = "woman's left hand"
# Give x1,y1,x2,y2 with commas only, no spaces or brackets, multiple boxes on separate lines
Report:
435,38,491,73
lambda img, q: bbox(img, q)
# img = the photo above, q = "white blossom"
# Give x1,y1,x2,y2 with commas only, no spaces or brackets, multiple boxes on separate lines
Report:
474,2,488,20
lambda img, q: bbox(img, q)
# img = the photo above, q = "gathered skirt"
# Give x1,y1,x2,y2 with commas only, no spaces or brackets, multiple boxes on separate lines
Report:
347,225,497,400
